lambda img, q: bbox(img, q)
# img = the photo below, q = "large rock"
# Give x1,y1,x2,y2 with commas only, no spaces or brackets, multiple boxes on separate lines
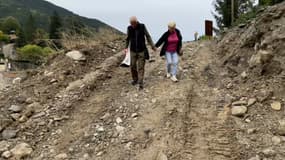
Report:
231,106,247,117
8,105,23,113
66,50,86,61
2,129,17,139
271,101,282,111
10,143,33,159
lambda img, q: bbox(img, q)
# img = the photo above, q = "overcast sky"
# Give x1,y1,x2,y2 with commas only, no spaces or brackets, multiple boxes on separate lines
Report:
46,0,215,41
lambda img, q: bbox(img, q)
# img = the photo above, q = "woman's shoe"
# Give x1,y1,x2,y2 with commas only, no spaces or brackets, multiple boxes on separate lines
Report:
171,76,178,82
166,73,171,78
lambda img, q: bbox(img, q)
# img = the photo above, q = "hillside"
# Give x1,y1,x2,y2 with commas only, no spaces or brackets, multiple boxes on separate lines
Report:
0,0,117,32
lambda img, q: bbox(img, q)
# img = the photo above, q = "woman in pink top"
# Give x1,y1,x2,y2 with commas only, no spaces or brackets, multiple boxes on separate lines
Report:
155,22,183,82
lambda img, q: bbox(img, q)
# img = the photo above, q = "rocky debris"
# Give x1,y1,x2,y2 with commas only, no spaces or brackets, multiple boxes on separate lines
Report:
231,100,248,116
272,136,281,145
8,105,23,113
12,77,22,84
1,150,12,159
261,148,276,157
247,128,257,134
271,101,282,111
247,98,257,107
157,152,168,160
0,141,10,153
231,105,247,116
248,155,261,160
1,129,17,139
55,153,68,159
232,100,248,106
66,50,86,61
10,143,33,159
277,119,285,136
116,117,123,124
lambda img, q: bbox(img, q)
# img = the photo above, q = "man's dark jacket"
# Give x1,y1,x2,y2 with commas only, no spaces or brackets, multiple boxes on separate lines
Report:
126,22,154,53
155,29,182,56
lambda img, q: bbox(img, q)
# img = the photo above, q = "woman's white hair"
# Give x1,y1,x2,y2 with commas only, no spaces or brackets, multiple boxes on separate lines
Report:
168,21,176,28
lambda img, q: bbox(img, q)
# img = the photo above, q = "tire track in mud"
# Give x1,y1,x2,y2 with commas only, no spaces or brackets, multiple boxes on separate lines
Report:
182,42,241,160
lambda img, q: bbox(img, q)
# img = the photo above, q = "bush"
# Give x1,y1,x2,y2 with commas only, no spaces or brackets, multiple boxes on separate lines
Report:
234,8,258,25
17,44,55,64
0,31,9,43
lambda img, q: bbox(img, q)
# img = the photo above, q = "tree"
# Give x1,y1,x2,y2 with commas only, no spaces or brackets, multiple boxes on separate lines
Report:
1,16,21,34
213,0,255,30
16,28,27,47
24,14,36,42
49,11,62,39
259,0,284,5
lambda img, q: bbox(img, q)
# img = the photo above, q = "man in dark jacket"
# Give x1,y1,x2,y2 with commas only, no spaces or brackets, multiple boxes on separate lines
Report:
125,16,156,90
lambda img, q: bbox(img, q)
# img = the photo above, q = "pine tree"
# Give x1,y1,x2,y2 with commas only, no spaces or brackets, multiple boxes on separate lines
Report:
49,11,62,39
213,0,254,30
1,16,21,34
25,14,36,42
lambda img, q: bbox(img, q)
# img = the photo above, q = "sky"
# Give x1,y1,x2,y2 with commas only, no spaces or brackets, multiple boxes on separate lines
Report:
46,0,215,41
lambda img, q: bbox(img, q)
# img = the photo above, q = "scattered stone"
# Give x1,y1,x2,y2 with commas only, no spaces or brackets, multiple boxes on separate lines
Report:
10,143,33,159
50,79,58,84
241,71,247,79
12,77,22,84
2,129,17,139
8,105,23,113
10,113,21,121
131,113,138,118
271,101,282,111
151,98,157,103
247,128,257,134
96,151,104,156
277,120,285,136
1,151,12,159
116,126,125,134
232,101,247,106
96,126,105,132
100,113,111,120
231,106,247,117
262,148,276,157
66,50,86,61
157,152,168,160
272,136,281,145
25,98,33,104
0,141,10,152
248,155,261,160
116,117,123,124
245,118,251,123
247,98,257,107
55,153,68,159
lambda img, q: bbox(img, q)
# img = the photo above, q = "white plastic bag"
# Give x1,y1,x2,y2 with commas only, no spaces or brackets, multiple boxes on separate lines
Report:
120,47,131,67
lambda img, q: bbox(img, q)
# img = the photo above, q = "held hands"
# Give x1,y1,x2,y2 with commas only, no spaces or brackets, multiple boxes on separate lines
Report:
124,48,128,54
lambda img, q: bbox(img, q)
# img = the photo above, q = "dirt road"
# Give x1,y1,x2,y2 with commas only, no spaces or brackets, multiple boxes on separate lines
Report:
26,41,244,160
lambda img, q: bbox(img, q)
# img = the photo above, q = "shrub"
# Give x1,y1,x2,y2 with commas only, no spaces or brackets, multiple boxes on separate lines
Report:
17,44,55,64
0,31,9,43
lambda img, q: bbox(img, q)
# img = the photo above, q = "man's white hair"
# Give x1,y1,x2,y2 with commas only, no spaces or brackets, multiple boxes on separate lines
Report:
130,16,138,22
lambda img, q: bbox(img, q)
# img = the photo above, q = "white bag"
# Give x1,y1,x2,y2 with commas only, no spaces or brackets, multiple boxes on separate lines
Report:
120,47,131,67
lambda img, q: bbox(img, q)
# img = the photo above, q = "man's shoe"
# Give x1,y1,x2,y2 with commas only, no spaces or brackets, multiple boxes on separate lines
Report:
131,80,138,86
171,76,178,82
139,84,144,90
166,73,171,78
